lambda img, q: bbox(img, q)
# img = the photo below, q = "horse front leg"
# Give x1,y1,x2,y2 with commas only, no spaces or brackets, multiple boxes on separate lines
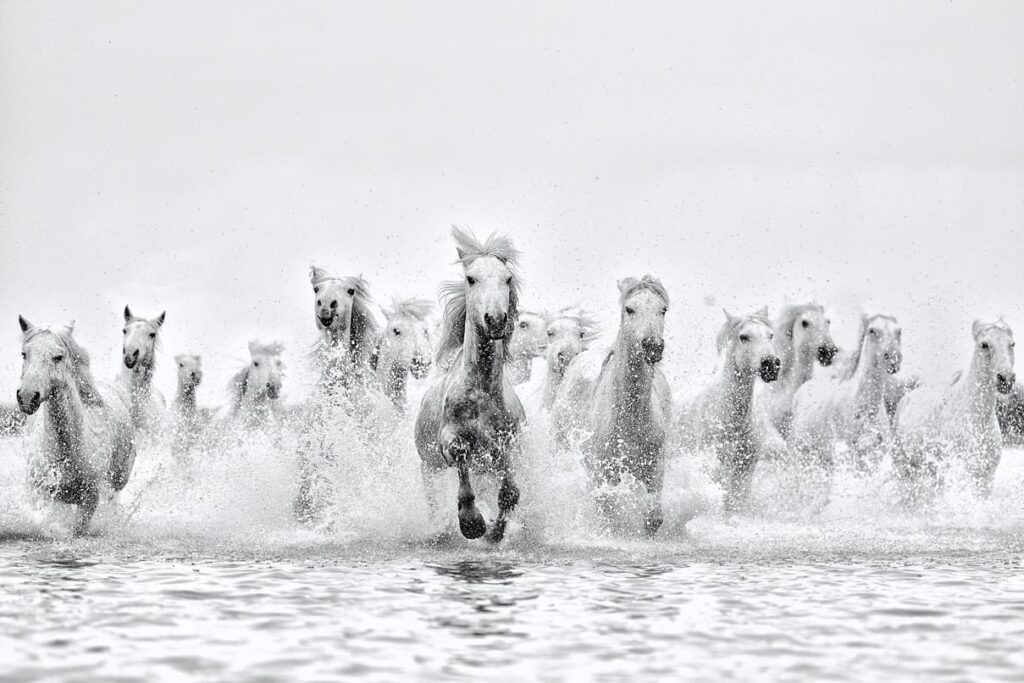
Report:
641,447,665,536
72,482,100,537
443,433,486,540
485,443,521,544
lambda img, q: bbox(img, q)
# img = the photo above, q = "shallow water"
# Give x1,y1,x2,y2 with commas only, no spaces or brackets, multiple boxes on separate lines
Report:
2,416,1024,681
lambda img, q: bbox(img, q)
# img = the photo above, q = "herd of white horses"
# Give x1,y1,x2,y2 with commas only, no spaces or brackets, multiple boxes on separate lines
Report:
6,227,1024,539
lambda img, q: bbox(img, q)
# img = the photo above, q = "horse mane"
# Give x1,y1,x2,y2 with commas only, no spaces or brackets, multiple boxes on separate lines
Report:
618,275,670,308
773,303,824,378
387,297,433,322
309,268,380,363
552,306,601,343
23,326,104,406
435,226,522,367
715,312,772,354
842,314,898,380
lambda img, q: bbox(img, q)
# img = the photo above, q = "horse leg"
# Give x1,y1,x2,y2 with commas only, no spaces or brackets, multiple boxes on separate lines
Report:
72,482,99,537
455,460,486,539
641,455,665,537
485,470,520,543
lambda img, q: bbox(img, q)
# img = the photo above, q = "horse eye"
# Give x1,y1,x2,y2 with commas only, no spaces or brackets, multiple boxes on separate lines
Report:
393,328,401,336
149,333,156,339
519,321,528,329
53,355,64,363
347,288,355,296
254,361,260,367
547,330,555,338
868,329,877,336
317,300,321,306
801,320,810,328
1011,342,1017,349
579,332,585,339
466,276,476,286
661,308,667,315
506,276,512,285
769,333,775,340
739,334,749,343
122,328,127,334
625,307,635,316
313,286,320,294
981,342,990,350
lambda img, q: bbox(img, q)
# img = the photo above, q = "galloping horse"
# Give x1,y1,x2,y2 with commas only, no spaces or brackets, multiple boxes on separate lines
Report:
17,317,136,535
790,314,903,479
308,267,380,396
120,305,167,432
414,227,525,542
170,354,211,455
757,303,838,440
228,341,286,427
370,298,433,412
552,276,672,535
895,319,1015,501
506,311,548,385
676,308,780,512
540,308,599,410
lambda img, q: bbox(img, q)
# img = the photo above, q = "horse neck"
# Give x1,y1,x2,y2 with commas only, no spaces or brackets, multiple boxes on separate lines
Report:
44,381,85,461
462,325,506,396
611,334,654,425
849,347,886,411
958,353,997,419
783,341,816,390
542,366,563,408
507,353,532,384
123,362,155,394
379,363,408,408
715,356,756,426
176,382,197,411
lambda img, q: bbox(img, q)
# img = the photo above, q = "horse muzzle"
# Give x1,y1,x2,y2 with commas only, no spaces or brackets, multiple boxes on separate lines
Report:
885,353,902,375
482,312,509,340
760,356,781,383
317,314,335,329
123,349,140,369
997,372,1015,394
641,338,664,365
818,344,837,366
266,383,281,400
16,389,42,415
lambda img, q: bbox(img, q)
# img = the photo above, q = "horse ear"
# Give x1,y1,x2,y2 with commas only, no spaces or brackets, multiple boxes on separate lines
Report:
972,319,985,340
124,305,133,323
18,315,33,333
248,340,259,355
722,308,736,322
155,311,166,327
65,320,76,335
617,278,637,295
310,266,330,286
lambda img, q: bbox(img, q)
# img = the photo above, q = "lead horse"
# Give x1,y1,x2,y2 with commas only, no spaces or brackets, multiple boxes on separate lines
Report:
120,305,167,433
16,317,136,535
552,275,671,535
415,227,525,542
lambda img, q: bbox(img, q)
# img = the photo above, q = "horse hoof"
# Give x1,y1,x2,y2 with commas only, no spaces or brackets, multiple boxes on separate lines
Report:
485,521,507,544
458,508,487,539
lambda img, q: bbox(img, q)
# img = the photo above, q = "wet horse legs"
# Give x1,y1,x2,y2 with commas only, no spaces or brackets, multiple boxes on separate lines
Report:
485,472,520,543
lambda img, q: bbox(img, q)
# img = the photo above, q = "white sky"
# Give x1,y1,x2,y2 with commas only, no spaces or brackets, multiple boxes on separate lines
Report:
1,1,1022,402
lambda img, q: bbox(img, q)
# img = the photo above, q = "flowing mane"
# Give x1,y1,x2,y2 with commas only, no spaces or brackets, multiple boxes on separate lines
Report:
228,341,284,410
435,226,522,367
308,268,380,363
773,303,824,379
551,306,601,343
388,297,433,322
715,312,772,354
22,325,104,406
841,314,899,379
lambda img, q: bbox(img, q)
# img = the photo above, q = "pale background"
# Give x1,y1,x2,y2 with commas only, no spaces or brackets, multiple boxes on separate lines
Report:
2,1,1022,403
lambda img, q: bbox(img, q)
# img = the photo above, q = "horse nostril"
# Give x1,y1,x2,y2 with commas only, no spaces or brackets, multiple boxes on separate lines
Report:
132,349,140,358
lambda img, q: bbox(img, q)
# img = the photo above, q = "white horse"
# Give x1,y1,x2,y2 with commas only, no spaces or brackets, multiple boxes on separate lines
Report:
16,317,136,535
120,305,167,432
997,382,1024,446
895,319,1015,501
790,314,903,482
540,308,599,410
757,303,838,440
370,298,433,412
676,308,780,512
414,227,525,542
552,275,672,535
308,267,380,396
169,354,212,455
228,341,286,427
506,310,548,385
